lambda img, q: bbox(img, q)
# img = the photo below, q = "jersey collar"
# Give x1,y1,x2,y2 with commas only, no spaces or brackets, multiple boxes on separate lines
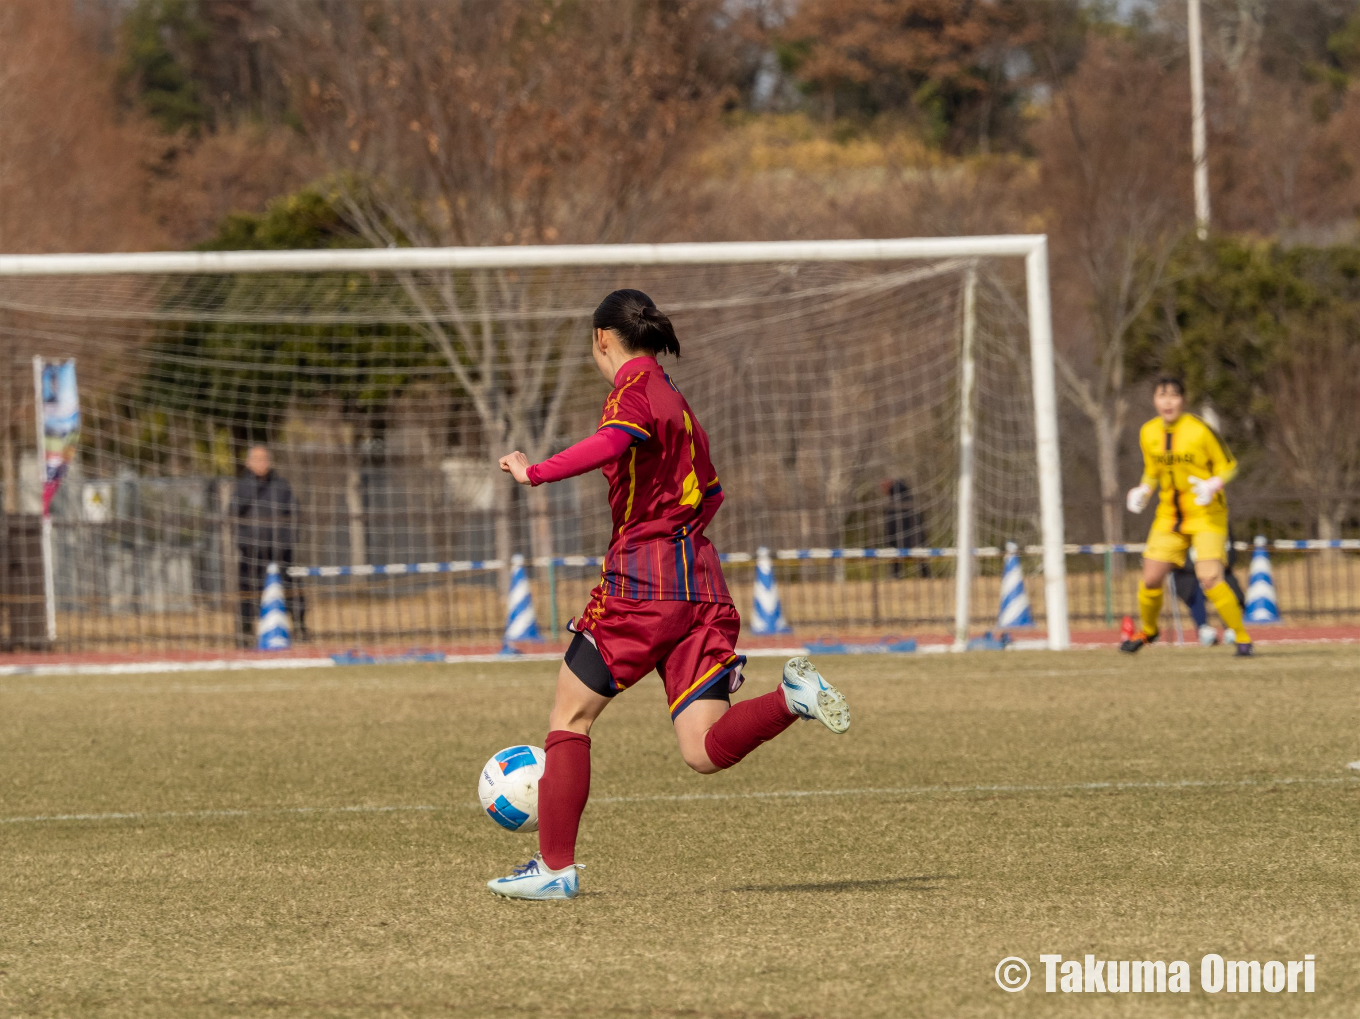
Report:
614,356,658,387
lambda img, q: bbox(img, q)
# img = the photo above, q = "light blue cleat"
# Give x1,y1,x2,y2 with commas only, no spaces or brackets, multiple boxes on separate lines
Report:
487,853,582,900
781,656,850,734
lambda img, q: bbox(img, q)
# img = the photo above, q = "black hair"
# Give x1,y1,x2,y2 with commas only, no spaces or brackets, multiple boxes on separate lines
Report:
1154,375,1185,396
593,289,680,357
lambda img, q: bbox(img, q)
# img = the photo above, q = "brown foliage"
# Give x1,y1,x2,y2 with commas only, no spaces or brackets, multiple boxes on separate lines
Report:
146,127,320,250
782,0,1042,149
0,0,161,254
1212,73,1360,238
1031,37,1195,542
267,0,735,246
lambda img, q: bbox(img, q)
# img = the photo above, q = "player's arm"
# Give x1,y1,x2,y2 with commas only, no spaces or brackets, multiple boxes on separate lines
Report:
499,428,634,487
1126,427,1157,513
1189,424,1237,506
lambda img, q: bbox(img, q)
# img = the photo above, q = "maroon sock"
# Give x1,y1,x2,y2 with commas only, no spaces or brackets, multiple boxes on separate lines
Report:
537,729,591,870
703,689,797,770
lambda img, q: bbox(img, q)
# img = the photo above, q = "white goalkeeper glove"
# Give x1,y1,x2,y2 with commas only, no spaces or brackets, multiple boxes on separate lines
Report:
1189,475,1223,507
1126,484,1152,514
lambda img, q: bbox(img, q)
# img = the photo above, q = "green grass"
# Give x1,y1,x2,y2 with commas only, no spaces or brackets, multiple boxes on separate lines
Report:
2,646,1359,1018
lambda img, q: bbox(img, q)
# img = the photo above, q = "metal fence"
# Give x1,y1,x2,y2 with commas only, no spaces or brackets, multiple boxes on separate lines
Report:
6,498,1358,651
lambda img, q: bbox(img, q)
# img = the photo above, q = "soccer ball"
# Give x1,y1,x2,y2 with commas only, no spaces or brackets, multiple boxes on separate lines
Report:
478,745,546,832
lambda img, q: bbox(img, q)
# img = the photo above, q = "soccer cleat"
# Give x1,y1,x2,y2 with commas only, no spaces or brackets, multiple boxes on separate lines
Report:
1119,630,1158,654
1234,642,1254,657
487,853,581,900
1198,624,1220,647
781,656,849,733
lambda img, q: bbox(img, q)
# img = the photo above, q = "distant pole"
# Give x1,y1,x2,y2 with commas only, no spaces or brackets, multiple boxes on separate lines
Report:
1188,0,1211,240
31,357,56,642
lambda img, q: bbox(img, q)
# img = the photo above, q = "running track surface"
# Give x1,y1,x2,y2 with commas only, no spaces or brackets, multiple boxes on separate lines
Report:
3,625,1359,675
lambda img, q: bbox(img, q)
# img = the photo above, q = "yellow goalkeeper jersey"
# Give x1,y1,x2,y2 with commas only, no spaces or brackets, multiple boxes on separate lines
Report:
1138,413,1237,530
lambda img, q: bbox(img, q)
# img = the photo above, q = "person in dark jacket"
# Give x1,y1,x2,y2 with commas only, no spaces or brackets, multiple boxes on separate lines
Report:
230,445,304,645
881,478,928,578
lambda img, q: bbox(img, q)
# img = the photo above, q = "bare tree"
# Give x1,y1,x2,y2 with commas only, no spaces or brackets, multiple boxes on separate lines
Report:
263,1,731,575
1267,310,1360,549
1033,39,1194,545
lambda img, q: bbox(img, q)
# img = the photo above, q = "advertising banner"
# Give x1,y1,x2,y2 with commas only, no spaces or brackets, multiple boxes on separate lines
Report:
36,358,80,516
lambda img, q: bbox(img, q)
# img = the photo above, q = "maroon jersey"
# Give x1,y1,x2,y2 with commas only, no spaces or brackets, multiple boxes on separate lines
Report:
595,357,730,604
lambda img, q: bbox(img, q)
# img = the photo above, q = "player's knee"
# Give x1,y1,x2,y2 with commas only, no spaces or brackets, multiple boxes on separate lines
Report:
547,696,598,734
1140,563,1168,588
1195,561,1224,588
675,729,721,774
681,744,721,774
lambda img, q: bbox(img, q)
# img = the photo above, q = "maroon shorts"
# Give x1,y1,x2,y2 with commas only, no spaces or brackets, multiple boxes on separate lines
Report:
573,594,746,718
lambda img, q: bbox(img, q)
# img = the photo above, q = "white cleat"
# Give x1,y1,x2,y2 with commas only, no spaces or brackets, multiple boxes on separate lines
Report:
487,853,582,900
781,656,850,734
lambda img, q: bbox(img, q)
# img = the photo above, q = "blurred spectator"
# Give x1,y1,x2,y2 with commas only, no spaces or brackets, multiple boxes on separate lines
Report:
230,445,304,646
881,478,928,578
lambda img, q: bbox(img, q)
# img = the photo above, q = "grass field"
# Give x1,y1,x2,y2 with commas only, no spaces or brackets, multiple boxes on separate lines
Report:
2,647,1359,1018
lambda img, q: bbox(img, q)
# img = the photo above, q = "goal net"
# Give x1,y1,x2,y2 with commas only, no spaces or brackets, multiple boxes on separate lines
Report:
0,239,1067,652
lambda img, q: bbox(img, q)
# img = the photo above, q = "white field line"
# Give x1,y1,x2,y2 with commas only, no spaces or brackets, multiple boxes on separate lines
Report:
2,776,1351,827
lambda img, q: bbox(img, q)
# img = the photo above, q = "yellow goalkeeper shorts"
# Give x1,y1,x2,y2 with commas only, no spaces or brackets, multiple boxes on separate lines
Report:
1144,523,1228,567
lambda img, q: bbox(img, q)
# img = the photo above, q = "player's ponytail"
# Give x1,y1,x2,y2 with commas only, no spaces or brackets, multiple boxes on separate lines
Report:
593,289,680,358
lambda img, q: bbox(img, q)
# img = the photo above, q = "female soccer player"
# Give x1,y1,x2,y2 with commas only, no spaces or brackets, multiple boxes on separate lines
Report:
488,289,850,900
1122,376,1252,656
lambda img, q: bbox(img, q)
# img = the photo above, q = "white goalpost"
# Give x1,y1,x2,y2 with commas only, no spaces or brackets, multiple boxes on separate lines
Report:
0,236,1069,651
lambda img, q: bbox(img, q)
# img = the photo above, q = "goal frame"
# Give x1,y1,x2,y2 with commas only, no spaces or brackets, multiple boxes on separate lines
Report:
0,236,1070,650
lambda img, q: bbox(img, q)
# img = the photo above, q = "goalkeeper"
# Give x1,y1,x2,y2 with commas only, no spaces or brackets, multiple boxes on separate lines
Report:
1122,377,1252,656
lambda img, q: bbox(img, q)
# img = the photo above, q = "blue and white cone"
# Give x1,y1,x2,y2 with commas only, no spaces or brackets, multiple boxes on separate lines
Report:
997,542,1035,628
256,562,291,651
502,554,542,653
1245,535,1281,624
750,546,791,636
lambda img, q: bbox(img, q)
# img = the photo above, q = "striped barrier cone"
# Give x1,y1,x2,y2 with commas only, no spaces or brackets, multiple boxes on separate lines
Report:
256,562,292,651
749,546,791,635
1245,535,1281,624
997,541,1035,628
501,554,542,653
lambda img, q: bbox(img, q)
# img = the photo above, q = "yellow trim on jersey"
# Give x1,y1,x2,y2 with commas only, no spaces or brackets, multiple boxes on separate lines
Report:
668,654,739,713
622,448,637,526
678,525,693,600
679,410,701,509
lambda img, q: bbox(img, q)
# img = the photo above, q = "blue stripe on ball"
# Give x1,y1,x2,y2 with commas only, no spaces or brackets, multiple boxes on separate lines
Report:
488,794,531,830
494,746,539,776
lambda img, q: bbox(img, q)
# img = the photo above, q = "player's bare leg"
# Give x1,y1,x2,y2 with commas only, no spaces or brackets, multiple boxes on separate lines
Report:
677,658,849,774
1124,558,1173,653
673,699,729,774
1195,558,1253,656
487,663,607,900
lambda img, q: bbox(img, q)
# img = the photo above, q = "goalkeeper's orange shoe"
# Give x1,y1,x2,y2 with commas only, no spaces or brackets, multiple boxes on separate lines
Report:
1119,617,1158,654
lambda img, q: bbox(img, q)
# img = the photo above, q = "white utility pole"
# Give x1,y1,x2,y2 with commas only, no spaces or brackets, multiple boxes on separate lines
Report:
1188,0,1211,240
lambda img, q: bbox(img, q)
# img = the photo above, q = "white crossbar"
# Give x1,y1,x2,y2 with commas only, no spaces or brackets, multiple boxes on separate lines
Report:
0,236,1045,276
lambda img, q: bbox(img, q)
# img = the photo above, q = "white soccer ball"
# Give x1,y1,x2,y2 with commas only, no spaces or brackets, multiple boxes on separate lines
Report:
478,745,546,833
